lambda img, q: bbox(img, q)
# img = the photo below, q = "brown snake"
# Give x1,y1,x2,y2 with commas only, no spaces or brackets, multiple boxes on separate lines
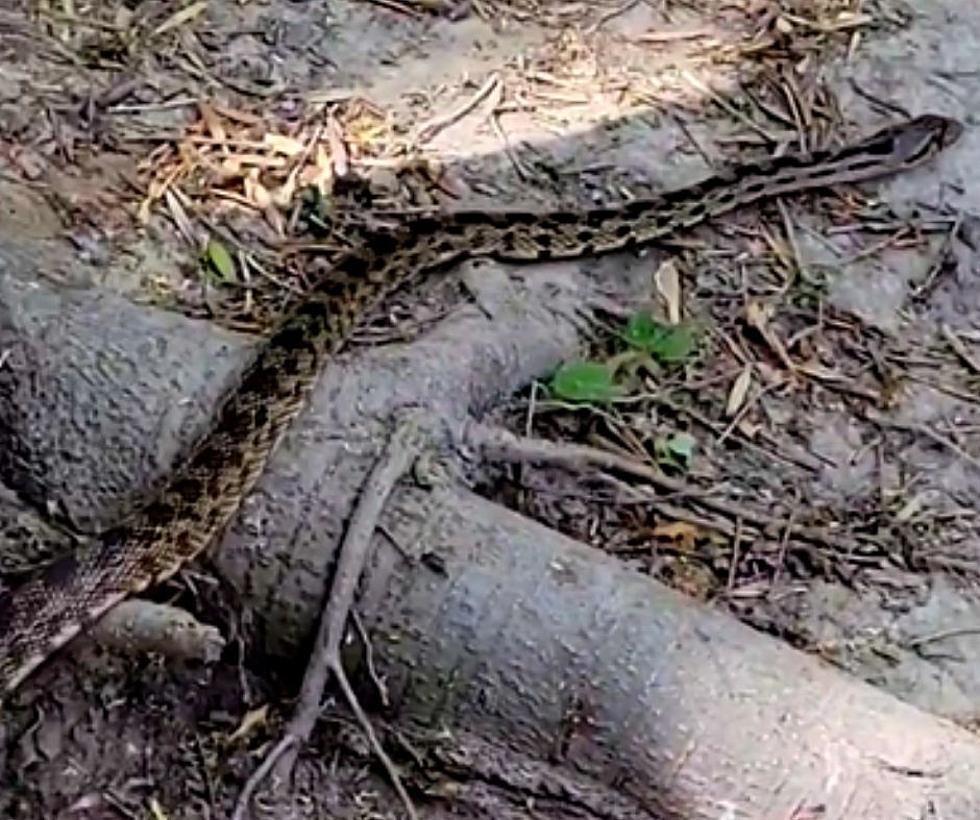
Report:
0,113,963,701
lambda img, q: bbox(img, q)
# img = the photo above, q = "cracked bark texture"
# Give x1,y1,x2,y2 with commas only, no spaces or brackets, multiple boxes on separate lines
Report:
2,241,980,819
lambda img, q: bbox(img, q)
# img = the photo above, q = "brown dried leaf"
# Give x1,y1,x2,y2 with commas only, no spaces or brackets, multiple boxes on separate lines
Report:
137,197,153,225
745,300,771,332
298,162,332,193
218,155,243,178
314,143,331,172
198,100,226,143
652,521,700,552
226,703,269,745
272,172,297,208
306,143,334,193
726,364,753,417
654,258,682,325
138,167,176,223
244,170,272,210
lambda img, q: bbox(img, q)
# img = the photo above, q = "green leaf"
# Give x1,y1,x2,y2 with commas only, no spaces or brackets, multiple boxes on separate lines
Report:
549,361,621,403
649,324,696,363
622,311,697,364
665,432,697,466
654,431,697,470
623,311,667,350
204,237,236,283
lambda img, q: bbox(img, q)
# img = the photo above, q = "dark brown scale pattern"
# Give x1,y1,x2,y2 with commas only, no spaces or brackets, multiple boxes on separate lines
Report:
0,114,963,699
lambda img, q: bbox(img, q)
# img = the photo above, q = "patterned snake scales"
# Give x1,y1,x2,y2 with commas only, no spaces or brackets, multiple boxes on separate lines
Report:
0,113,963,701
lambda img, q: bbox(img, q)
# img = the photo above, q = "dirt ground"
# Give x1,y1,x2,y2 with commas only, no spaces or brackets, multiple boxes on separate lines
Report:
3,0,980,816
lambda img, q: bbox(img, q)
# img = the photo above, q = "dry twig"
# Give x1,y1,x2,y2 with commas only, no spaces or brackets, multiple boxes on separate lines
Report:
466,421,872,558
413,72,502,145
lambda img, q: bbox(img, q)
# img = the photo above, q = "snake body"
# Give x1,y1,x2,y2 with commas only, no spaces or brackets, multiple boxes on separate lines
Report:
0,114,963,698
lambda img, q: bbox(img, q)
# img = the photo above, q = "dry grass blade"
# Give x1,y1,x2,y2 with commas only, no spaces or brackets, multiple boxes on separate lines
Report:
150,0,208,38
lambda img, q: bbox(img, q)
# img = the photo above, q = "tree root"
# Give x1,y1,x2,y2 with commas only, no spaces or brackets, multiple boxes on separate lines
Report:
233,414,430,820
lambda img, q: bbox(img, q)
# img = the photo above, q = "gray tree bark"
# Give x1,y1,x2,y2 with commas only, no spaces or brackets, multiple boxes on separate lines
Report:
2,237,980,819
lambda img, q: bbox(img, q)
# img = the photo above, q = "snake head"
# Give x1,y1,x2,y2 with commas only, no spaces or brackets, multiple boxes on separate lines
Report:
895,114,964,166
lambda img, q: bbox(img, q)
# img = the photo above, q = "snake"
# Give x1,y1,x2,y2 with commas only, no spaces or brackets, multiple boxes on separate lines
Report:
0,113,963,701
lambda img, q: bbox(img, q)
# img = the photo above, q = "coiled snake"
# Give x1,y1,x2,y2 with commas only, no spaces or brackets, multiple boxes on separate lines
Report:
0,113,963,700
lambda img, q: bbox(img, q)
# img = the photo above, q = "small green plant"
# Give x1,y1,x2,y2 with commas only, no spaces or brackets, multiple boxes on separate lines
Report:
622,311,697,363
547,311,700,406
654,432,697,471
201,236,237,284
548,361,622,403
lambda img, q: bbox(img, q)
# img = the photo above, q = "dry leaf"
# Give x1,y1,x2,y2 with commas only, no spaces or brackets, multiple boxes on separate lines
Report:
218,155,243,178
314,143,331,172
654,259,682,325
244,169,272,210
298,162,332,193
226,703,269,745
146,176,169,200
744,300,772,332
138,157,185,224
652,521,700,551
263,132,306,157
198,100,226,143
834,11,872,28
272,171,298,208
137,196,153,225
745,300,796,373
726,364,753,417
326,116,349,177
